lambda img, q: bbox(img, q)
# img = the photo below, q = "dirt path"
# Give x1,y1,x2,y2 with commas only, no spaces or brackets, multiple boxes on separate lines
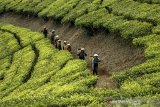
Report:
0,13,145,89
96,68,117,88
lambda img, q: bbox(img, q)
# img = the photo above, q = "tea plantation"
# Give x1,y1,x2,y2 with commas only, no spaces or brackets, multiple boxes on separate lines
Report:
0,0,160,106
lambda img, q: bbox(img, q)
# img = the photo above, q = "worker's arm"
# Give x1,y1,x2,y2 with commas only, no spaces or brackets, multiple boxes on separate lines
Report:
85,53,87,56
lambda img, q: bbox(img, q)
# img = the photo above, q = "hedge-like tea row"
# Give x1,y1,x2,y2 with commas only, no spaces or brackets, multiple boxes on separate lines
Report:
0,31,20,59
0,0,157,39
0,24,102,106
113,34,160,88
133,0,160,4
1,24,44,47
102,0,160,25
112,33,160,97
0,56,11,80
75,8,153,38
0,46,35,99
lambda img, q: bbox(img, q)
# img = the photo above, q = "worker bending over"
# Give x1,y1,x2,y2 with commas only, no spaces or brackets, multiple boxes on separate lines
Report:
42,27,48,38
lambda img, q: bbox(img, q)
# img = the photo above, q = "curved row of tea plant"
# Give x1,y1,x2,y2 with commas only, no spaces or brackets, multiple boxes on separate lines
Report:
133,0,160,4
0,24,102,106
102,0,160,25
0,0,159,38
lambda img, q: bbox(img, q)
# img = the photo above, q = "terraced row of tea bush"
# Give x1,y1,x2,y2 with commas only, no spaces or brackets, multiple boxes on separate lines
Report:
0,0,160,38
0,24,100,106
0,24,133,107
133,0,160,4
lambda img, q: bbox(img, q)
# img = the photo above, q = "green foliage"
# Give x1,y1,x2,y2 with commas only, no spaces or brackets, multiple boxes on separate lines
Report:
0,24,100,106
1,24,44,47
113,33,160,90
0,46,35,99
0,56,11,80
38,0,68,17
76,8,153,38
4,0,22,12
61,0,93,22
0,0,158,40
0,0,160,106
134,0,160,4
34,0,56,13
105,0,160,25
152,25,160,34
0,31,20,59
52,0,81,19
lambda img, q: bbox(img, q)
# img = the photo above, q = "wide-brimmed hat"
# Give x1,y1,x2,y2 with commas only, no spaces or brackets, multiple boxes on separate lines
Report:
81,48,85,50
94,54,98,57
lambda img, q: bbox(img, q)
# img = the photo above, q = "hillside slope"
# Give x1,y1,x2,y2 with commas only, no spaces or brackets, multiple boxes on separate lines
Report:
0,13,145,73
0,0,160,106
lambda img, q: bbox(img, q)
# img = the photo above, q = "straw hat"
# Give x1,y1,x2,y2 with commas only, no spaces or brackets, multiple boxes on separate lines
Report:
81,48,85,50
55,35,59,38
52,29,55,32
94,54,98,57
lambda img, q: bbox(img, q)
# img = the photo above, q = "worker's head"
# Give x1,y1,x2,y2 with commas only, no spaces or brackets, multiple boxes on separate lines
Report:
94,54,98,57
81,48,85,52
81,48,85,50
64,41,67,44
44,26,46,29
56,35,59,38
58,40,61,42
67,44,71,46
52,29,55,33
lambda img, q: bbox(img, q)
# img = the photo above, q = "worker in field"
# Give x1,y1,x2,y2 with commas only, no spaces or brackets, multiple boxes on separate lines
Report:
67,44,72,52
42,27,48,38
57,40,62,50
77,48,87,60
51,29,56,44
92,54,101,75
54,35,59,48
63,41,68,50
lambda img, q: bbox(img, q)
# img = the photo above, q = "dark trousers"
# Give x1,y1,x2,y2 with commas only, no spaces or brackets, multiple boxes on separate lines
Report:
51,38,54,44
93,63,98,75
44,34,47,38
58,45,62,50
79,57,85,60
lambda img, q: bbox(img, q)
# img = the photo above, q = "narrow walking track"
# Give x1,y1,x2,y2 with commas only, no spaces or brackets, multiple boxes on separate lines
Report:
0,13,146,88
96,68,117,88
